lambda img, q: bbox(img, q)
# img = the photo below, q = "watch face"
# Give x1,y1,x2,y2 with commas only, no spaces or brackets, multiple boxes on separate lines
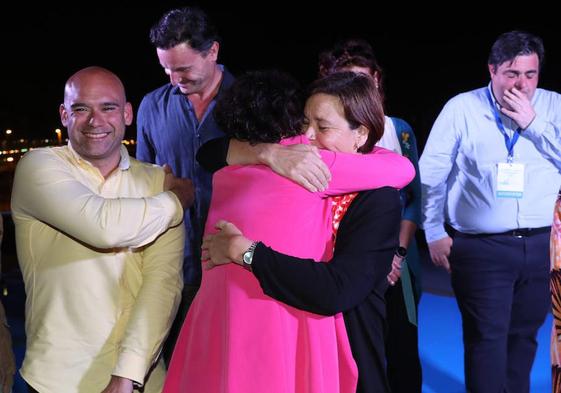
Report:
243,251,253,265
242,242,258,267
396,247,407,258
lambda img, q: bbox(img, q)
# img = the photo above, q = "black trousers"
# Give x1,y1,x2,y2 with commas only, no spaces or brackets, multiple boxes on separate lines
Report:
450,229,550,393
385,264,422,393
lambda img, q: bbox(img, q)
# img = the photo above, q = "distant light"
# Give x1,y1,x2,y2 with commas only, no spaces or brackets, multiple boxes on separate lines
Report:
6,157,14,162
21,148,28,152
5,129,12,135
55,128,62,135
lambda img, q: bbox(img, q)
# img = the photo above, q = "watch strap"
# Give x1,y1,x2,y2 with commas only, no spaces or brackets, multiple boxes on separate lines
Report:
395,246,407,258
242,241,258,271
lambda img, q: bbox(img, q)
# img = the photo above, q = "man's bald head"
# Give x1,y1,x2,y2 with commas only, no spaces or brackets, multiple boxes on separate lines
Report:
64,66,127,105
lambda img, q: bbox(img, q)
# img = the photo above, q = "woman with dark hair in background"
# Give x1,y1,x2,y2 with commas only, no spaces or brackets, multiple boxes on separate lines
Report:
319,37,423,393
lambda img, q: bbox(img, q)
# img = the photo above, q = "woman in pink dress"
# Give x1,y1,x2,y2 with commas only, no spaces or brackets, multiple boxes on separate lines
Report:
163,70,414,393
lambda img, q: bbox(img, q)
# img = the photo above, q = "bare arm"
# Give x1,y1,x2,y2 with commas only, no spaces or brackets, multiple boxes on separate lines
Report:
387,219,418,285
399,219,417,249
201,220,252,269
227,139,331,192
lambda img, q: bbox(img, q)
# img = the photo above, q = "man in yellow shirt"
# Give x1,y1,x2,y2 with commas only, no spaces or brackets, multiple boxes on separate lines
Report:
11,67,188,393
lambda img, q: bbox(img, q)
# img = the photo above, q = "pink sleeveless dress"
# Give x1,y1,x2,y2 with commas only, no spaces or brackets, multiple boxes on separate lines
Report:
163,136,414,393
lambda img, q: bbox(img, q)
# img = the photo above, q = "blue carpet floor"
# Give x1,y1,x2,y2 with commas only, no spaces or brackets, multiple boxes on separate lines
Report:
419,293,552,393
4,282,552,393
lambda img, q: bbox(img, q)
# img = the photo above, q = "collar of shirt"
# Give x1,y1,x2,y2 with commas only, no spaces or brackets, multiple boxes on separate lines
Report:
67,142,130,173
170,64,227,98
487,83,502,110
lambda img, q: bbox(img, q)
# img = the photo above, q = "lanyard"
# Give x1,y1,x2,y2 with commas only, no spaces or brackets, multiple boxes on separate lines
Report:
486,89,521,162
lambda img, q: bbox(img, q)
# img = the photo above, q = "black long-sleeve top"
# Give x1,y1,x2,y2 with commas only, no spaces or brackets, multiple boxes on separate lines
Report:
252,187,401,393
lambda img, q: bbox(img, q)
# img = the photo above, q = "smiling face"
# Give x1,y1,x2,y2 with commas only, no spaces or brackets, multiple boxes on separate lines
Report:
489,53,540,109
60,68,132,175
303,93,367,153
157,42,219,96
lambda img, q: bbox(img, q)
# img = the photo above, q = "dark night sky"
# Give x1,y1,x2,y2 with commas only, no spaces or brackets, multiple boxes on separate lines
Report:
1,4,559,152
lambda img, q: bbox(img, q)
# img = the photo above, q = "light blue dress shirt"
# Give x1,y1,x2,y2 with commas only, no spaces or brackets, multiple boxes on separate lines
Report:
420,84,561,243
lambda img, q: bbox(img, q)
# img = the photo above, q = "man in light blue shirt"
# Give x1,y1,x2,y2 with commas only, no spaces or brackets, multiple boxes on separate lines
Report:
420,31,561,393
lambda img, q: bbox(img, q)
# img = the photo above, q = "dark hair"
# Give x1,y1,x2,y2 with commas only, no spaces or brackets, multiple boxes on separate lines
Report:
214,70,304,144
318,38,384,95
488,30,544,70
308,72,384,154
149,6,220,52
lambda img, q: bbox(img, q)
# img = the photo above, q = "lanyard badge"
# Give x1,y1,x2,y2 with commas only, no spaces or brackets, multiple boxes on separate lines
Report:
486,89,525,199
496,162,524,198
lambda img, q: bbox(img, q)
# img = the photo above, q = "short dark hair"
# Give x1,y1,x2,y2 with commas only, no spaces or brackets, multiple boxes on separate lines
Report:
318,38,385,100
308,72,384,153
319,38,382,77
149,6,220,52
214,70,304,144
488,30,544,69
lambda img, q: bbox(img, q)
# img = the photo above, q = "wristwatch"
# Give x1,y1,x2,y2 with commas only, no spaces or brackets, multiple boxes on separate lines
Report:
242,241,259,271
395,246,407,259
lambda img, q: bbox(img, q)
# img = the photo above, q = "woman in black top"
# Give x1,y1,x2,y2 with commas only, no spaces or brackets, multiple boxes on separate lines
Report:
201,72,407,393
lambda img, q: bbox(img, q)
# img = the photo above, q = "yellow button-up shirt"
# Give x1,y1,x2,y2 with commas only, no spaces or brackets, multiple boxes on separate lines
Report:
11,144,185,393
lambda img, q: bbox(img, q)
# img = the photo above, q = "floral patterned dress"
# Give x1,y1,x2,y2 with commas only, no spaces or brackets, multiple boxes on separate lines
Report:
551,189,561,392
